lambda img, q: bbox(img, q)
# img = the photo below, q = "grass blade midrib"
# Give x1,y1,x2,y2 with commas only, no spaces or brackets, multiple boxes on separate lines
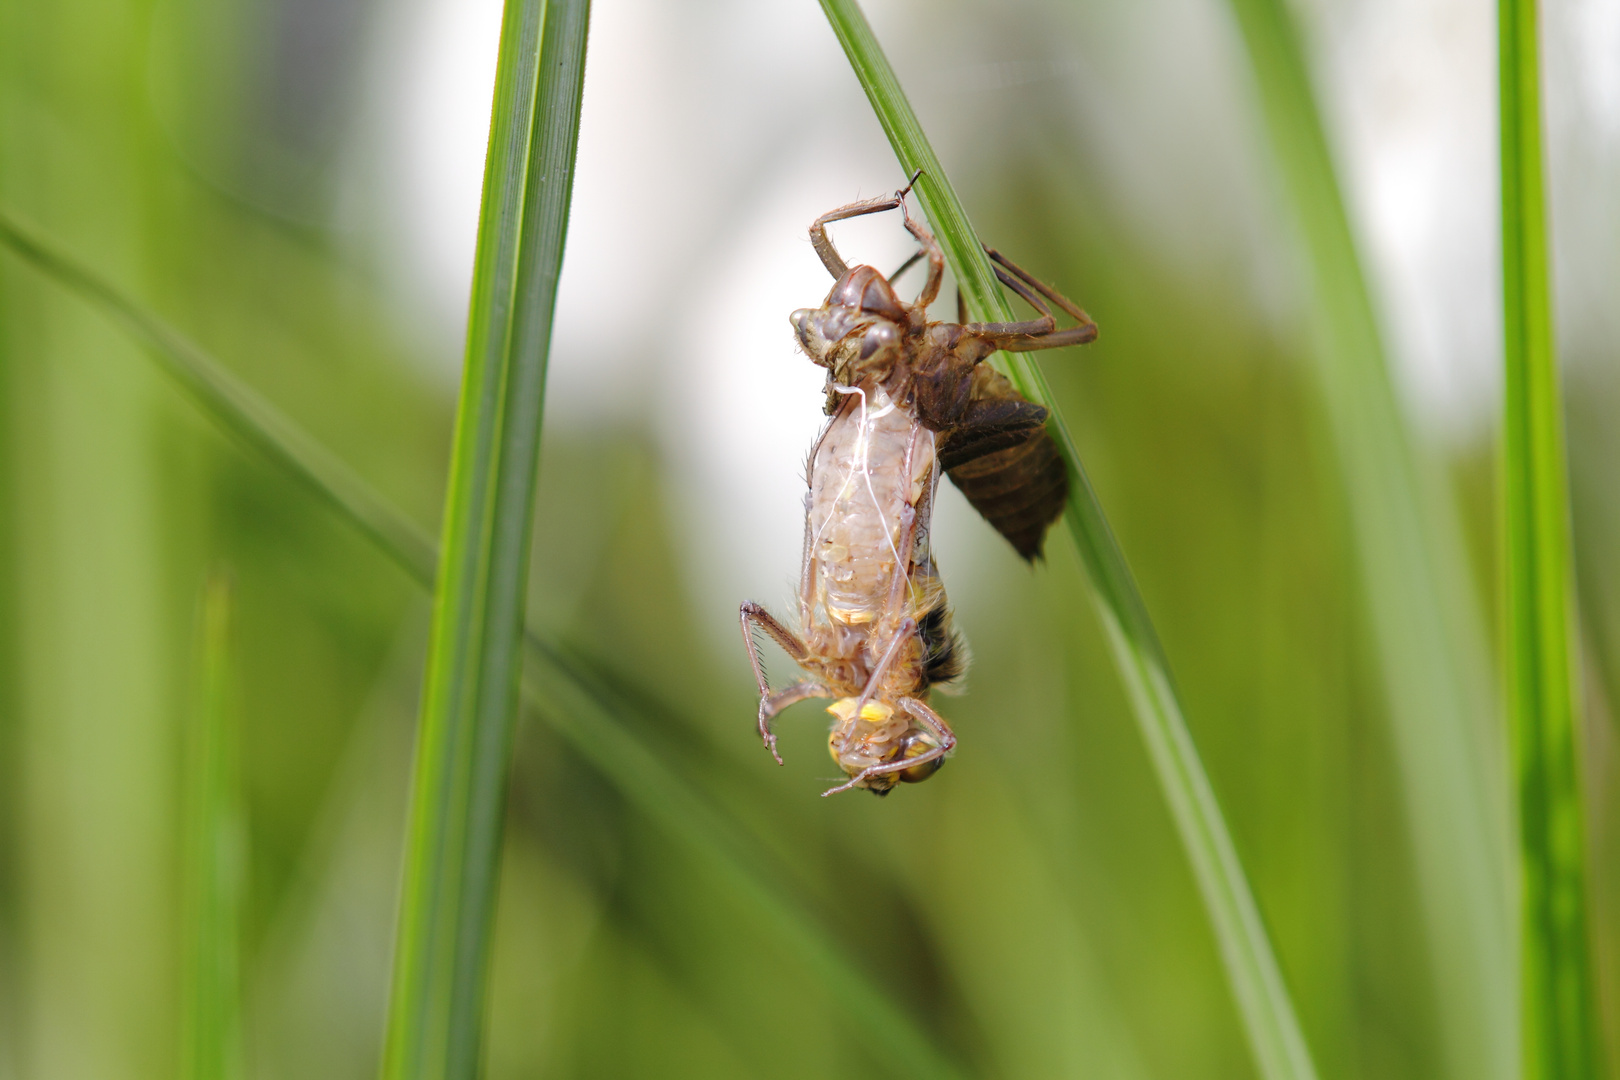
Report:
0,208,966,1080
383,0,589,1075
817,4,1318,1078
1498,0,1599,1075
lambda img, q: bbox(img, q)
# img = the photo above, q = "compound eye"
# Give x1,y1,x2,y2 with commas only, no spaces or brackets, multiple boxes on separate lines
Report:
858,322,897,360
827,266,871,309
860,275,906,322
896,734,944,783
898,753,943,784
827,266,907,323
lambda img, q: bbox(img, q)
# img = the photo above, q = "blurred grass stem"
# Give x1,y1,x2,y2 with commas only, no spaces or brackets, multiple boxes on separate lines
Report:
1221,1,1514,1076
816,3,1318,1078
1498,0,1600,1075
180,575,244,1080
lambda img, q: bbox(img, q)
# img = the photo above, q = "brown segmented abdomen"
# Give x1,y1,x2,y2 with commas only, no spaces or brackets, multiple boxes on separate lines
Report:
945,430,1066,561
805,385,936,633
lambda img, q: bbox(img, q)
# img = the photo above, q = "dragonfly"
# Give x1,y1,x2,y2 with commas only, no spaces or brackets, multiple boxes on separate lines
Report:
739,178,1096,796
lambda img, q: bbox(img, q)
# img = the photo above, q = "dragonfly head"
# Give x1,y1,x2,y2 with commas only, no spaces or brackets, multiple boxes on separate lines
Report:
826,697,946,795
791,266,910,385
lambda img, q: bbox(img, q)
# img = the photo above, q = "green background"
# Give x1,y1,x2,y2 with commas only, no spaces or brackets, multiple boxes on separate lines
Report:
2,0,1616,1077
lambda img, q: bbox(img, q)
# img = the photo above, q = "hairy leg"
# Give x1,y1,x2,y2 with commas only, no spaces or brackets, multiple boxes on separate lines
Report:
809,193,908,280
966,247,1098,351
739,601,813,763
807,171,938,305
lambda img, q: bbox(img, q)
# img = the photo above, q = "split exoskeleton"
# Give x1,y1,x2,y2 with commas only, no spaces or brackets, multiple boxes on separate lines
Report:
740,180,1097,796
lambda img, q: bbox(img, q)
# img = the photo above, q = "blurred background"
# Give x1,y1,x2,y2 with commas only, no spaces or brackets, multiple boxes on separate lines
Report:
2,0,1619,1076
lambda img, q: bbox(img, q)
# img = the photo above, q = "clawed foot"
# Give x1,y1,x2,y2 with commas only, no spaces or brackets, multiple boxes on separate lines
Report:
820,771,867,797
897,167,923,200
758,710,784,765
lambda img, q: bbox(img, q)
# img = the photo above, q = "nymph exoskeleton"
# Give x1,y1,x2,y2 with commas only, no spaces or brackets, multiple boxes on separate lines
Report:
740,179,1097,796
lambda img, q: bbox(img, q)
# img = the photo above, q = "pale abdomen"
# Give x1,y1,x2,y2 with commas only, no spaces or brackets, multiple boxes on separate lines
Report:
809,387,934,620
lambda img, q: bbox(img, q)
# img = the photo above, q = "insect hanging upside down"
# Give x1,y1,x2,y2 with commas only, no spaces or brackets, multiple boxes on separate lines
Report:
740,179,1097,796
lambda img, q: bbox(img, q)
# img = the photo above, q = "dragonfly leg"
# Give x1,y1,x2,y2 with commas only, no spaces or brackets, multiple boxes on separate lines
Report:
899,696,957,751
845,616,918,741
894,194,944,310
810,194,905,279
881,503,918,621
797,489,817,630
963,247,1098,351
761,679,835,735
740,601,813,763
808,171,938,310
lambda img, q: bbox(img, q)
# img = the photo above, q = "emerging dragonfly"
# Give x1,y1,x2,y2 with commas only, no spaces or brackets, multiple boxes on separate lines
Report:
740,178,1096,796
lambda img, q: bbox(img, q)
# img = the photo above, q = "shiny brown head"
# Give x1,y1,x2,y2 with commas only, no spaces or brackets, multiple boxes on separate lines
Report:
826,264,908,323
790,265,915,387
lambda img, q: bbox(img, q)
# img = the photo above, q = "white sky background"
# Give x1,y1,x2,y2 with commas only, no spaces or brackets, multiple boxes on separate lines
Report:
1304,0,1502,442
356,0,1620,649
1303,0,1620,435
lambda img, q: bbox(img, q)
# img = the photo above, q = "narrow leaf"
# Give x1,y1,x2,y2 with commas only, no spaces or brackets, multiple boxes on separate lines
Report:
0,212,965,1080
815,4,1318,1078
0,213,436,582
383,0,590,1076
180,574,244,1080
1498,1,1600,1075
1222,1,1515,1075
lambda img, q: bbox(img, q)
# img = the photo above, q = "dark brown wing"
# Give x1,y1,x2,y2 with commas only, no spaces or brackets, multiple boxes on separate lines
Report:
936,365,1067,562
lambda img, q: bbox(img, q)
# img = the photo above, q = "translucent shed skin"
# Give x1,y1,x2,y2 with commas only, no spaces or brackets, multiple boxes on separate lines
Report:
740,182,1096,796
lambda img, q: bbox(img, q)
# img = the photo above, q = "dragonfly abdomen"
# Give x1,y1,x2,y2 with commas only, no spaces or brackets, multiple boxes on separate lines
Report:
807,386,935,628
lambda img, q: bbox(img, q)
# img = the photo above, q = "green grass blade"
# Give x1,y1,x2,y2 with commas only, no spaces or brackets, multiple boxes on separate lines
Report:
383,0,589,1076
180,574,244,1080
816,5,1317,1078
1220,2,1514,1077
1498,2,1600,1076
0,211,966,1080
